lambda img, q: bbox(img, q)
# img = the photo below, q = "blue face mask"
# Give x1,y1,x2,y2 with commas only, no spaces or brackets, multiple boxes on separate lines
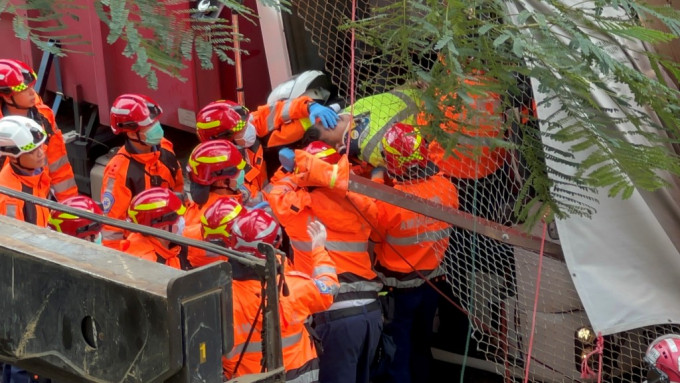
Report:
140,121,164,146
92,232,103,245
229,169,245,191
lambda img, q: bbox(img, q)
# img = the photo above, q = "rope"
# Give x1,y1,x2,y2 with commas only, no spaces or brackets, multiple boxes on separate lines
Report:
346,0,357,155
522,221,547,383
580,332,604,382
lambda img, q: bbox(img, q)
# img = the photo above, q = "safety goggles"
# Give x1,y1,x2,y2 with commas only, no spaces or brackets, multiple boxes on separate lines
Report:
75,221,103,236
0,126,46,156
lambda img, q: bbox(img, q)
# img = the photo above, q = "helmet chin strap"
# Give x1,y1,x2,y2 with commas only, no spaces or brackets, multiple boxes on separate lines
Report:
3,95,31,110
128,132,152,146
11,156,38,174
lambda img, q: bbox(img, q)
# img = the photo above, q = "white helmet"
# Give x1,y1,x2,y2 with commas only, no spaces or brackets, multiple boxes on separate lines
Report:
0,115,46,158
267,70,331,104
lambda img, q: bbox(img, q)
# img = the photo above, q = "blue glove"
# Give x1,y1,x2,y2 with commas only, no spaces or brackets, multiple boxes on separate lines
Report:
252,201,270,210
279,147,296,172
371,166,386,181
308,102,339,129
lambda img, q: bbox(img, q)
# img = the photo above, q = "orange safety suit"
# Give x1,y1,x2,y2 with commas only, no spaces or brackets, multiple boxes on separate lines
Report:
100,138,184,246
121,232,187,270
0,99,78,200
224,247,338,382
183,223,229,269
267,174,382,305
0,164,51,227
241,140,267,195
252,96,314,148
423,76,507,180
372,173,459,288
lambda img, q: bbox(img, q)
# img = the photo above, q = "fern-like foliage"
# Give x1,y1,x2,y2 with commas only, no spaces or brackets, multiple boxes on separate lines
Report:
338,0,680,224
3,0,286,89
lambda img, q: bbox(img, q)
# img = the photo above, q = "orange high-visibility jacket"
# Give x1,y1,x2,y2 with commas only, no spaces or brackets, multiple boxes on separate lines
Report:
100,138,184,244
252,96,314,148
372,174,459,288
423,76,507,179
0,164,51,227
242,141,267,194
267,175,382,304
121,232,185,270
223,247,338,382
0,100,78,200
183,223,230,269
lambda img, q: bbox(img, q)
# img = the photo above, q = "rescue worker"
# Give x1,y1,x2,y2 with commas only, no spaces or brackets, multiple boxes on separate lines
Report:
196,100,267,195
201,208,338,382
121,187,188,270
184,196,245,268
47,195,103,244
184,139,249,226
0,115,51,226
370,123,459,383
644,334,680,383
267,141,382,383
100,93,184,248
0,58,77,200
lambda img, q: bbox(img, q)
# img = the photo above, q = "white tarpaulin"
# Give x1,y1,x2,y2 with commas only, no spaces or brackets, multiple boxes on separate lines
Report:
507,0,680,335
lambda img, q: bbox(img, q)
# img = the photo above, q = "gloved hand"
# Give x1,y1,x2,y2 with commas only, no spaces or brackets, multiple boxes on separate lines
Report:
308,102,339,130
279,147,296,172
252,201,270,210
307,219,328,250
370,166,387,181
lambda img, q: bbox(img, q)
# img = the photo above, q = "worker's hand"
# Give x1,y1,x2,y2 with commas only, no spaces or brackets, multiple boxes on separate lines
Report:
309,102,339,130
279,147,296,172
307,219,328,250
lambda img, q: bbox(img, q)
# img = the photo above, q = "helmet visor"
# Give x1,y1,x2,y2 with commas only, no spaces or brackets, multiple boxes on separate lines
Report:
0,125,45,157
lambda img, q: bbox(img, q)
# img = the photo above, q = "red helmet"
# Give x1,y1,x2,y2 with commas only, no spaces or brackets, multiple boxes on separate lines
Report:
127,187,185,228
188,140,246,185
303,141,341,164
48,196,103,240
195,100,250,142
230,210,282,258
645,334,680,383
381,122,428,176
200,197,246,246
110,94,163,134
0,59,36,95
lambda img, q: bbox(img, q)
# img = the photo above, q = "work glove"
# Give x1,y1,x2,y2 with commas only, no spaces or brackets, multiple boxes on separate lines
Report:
308,102,339,129
279,147,296,172
294,150,349,191
307,219,328,250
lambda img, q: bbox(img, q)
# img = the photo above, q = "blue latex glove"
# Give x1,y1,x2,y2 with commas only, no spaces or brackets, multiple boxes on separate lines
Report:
252,201,270,210
279,147,296,172
308,102,339,129
371,166,387,180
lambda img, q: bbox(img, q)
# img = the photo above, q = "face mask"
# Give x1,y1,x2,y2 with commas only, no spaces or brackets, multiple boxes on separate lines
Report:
171,216,186,236
229,169,245,191
92,232,103,245
140,121,164,146
235,122,257,148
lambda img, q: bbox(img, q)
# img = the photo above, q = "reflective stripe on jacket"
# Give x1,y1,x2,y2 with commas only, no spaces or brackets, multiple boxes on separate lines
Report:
0,164,51,227
223,247,338,382
252,96,314,148
372,174,459,288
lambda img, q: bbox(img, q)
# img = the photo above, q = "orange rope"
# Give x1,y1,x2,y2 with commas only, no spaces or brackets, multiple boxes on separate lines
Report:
522,221,547,383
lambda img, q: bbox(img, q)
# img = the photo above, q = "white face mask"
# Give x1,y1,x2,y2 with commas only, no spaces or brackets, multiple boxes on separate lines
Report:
171,216,186,236
235,122,257,148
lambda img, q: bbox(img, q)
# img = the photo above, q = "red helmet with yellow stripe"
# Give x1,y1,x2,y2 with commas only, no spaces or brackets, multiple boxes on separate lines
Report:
188,140,246,186
0,59,37,95
381,123,428,176
127,187,185,228
303,141,341,164
110,94,163,134
231,210,282,259
196,100,250,142
200,197,246,246
48,196,103,240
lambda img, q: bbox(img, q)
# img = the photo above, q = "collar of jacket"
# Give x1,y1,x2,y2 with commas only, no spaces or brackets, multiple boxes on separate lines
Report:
147,235,182,260
9,163,47,188
392,161,439,183
124,140,161,164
